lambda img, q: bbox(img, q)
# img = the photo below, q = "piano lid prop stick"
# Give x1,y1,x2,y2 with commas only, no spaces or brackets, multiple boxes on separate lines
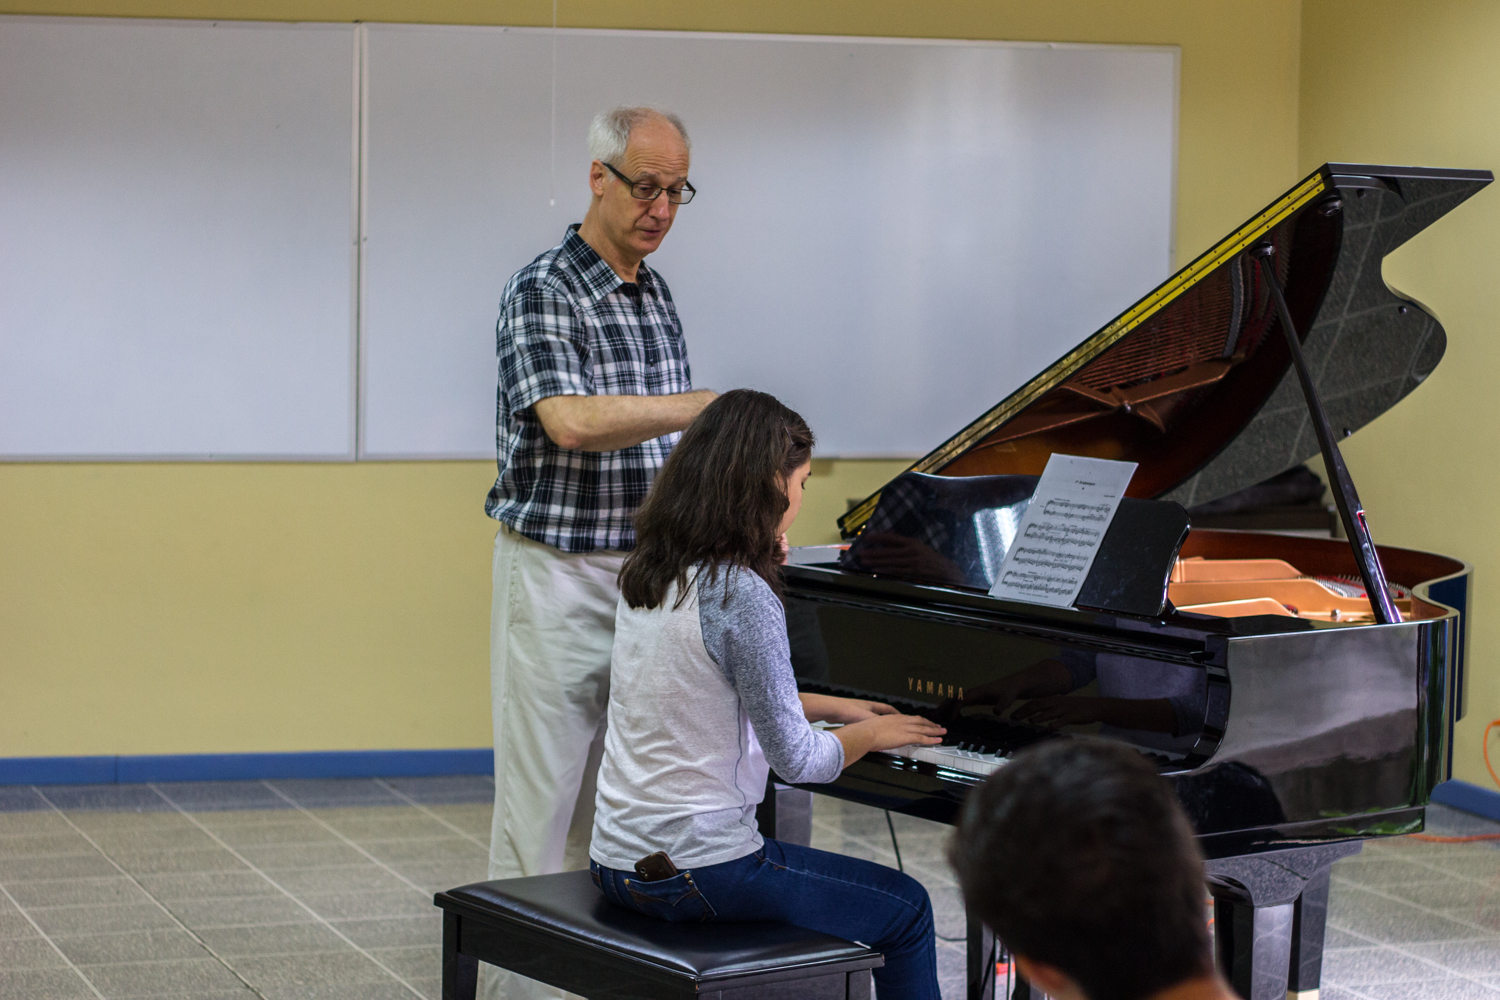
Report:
1250,242,1401,625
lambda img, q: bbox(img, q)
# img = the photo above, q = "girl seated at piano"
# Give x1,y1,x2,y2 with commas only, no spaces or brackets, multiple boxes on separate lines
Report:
588,389,946,1000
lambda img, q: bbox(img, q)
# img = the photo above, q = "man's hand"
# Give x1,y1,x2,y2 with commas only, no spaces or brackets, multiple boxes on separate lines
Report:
832,713,946,768
534,390,716,452
799,693,899,725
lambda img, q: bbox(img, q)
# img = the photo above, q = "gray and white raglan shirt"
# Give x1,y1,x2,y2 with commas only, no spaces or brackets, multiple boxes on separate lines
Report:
589,564,844,870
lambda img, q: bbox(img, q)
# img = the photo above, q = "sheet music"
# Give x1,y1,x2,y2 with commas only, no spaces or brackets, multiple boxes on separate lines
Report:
988,454,1138,608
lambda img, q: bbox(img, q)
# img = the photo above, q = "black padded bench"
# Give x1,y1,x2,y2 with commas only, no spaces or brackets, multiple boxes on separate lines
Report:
435,870,883,999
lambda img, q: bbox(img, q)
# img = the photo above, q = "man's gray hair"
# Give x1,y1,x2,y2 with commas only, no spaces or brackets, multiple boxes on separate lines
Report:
588,107,691,165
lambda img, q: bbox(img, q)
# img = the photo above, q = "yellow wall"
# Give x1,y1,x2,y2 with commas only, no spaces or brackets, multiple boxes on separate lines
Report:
0,1,1303,757
1300,0,1500,788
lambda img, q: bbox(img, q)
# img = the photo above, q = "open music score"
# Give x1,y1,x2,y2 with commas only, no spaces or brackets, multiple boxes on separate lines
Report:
988,454,1138,608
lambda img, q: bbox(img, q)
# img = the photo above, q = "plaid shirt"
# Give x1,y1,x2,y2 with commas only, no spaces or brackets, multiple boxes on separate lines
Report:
485,227,693,552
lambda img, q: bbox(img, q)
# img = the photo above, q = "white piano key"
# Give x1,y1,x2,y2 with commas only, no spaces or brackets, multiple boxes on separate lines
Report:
886,744,1009,777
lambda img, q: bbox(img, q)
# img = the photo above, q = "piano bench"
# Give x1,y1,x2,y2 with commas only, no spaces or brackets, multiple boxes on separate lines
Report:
434,870,884,1000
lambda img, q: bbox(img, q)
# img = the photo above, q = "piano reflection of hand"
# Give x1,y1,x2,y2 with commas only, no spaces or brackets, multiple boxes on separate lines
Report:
934,659,1075,723
845,532,969,587
1012,695,1178,734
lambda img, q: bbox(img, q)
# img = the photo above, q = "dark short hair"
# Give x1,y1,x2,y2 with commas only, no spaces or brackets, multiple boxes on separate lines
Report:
619,389,813,610
947,739,1212,1000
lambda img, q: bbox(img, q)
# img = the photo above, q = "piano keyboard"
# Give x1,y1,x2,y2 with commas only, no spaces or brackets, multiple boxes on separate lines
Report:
885,744,1010,777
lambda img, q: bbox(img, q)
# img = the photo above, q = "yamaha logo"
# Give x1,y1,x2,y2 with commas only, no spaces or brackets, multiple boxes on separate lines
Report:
907,677,962,700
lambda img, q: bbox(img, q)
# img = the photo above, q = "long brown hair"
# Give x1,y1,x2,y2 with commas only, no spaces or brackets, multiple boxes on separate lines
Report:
620,389,814,609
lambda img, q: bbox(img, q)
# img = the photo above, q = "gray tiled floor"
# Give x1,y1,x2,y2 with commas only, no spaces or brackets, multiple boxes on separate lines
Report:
0,777,492,1000
0,778,1496,999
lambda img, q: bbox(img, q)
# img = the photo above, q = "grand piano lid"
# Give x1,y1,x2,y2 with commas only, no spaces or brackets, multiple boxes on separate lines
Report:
839,163,1492,539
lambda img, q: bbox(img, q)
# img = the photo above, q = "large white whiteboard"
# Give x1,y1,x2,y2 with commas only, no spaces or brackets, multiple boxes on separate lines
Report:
0,17,357,459
361,26,1177,458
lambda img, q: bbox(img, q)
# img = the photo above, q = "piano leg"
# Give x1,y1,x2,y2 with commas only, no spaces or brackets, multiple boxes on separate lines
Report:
967,905,997,1000
1289,868,1333,1000
1205,842,1361,1000
1212,897,1295,1000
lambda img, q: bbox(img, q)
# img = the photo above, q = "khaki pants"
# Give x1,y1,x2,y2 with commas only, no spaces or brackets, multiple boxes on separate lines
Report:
480,525,625,1000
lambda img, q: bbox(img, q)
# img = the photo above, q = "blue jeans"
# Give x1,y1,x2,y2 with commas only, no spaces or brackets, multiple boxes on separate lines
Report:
591,838,940,1000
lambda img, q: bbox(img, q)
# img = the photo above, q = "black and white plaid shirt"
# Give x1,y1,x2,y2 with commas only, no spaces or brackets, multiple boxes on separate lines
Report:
485,227,693,553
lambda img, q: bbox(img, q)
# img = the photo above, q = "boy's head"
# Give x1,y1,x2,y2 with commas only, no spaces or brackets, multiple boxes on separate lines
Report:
948,739,1213,1000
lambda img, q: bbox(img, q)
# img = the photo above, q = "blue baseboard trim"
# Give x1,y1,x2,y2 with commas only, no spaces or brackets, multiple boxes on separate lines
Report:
0,748,493,786
1432,779,1500,822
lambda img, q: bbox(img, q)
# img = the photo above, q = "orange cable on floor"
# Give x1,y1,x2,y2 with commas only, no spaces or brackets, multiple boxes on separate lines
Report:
1409,719,1500,843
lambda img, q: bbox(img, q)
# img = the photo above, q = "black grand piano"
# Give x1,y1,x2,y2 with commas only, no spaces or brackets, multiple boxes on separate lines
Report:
777,164,1489,1000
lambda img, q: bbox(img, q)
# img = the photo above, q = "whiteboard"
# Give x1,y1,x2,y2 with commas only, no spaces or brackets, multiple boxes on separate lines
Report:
360,26,1177,458
0,17,357,459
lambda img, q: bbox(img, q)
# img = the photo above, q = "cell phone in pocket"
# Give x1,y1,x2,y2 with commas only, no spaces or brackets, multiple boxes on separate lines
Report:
633,851,680,882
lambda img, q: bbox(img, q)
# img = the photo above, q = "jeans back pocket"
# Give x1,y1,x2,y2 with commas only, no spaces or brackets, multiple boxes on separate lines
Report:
624,871,716,923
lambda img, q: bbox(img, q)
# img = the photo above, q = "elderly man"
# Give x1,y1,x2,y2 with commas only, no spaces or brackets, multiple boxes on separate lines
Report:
482,107,714,999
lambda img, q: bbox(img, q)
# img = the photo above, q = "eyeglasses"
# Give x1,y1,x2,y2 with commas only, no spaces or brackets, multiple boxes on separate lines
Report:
602,161,697,204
